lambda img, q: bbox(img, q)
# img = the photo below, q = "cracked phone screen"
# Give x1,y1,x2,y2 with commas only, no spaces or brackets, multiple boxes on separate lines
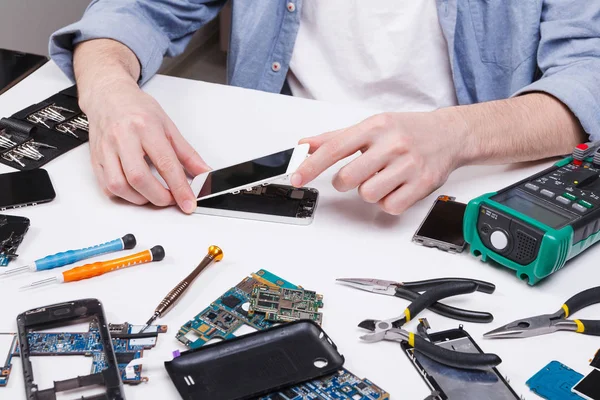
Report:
414,336,518,399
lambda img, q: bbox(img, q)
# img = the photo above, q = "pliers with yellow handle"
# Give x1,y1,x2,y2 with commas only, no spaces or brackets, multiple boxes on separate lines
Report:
484,286,600,338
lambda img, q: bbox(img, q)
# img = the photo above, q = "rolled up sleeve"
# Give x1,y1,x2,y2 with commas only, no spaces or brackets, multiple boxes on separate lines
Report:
512,1,600,141
49,0,226,85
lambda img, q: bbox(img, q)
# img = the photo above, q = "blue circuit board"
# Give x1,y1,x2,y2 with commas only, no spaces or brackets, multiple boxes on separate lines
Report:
259,369,390,400
14,322,166,385
527,361,584,400
0,334,17,387
176,269,298,349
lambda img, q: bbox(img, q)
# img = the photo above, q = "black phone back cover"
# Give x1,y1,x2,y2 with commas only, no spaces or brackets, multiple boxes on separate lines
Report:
164,320,345,400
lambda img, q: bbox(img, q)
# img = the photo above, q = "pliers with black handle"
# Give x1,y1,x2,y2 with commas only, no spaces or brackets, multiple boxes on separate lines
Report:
484,286,600,338
336,277,495,323
345,280,501,370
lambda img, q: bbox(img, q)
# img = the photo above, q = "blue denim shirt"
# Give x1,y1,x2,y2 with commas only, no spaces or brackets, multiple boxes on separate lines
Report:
49,0,600,141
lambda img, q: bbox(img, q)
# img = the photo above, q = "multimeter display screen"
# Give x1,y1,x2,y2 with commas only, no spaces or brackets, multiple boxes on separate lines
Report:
500,192,572,228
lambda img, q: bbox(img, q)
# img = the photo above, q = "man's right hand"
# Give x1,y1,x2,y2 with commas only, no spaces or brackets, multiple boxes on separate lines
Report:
73,39,209,214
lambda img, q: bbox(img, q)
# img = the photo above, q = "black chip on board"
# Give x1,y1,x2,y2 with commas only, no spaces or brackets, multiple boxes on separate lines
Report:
282,389,298,398
116,352,136,364
222,295,242,309
357,382,367,390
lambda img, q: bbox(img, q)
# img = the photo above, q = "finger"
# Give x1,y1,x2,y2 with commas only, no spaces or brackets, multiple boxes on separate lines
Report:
115,132,174,207
164,119,211,176
292,123,374,187
142,132,197,214
101,147,149,205
299,128,345,153
378,180,433,215
332,144,392,192
357,157,415,203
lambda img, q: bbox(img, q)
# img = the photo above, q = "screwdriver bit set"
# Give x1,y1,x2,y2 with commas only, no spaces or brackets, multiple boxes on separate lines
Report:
0,85,89,170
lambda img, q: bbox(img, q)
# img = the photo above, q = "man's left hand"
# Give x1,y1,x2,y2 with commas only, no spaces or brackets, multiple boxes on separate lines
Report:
290,111,469,215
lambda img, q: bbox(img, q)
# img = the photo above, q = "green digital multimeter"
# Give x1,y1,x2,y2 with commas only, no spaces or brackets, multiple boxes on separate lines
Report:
464,151,600,285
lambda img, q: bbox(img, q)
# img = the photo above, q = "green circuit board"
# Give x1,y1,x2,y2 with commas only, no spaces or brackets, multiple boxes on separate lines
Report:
176,269,300,349
249,285,324,324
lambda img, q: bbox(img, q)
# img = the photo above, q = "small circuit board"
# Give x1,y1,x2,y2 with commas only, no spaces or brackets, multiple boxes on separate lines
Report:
14,321,167,385
176,269,303,349
259,368,390,400
0,333,17,387
249,285,324,325
526,361,584,400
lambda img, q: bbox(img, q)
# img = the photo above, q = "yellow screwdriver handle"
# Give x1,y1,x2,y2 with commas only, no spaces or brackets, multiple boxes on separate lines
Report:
62,246,165,283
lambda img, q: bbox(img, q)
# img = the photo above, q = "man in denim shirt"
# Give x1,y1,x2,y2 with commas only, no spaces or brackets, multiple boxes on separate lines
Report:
49,1,599,215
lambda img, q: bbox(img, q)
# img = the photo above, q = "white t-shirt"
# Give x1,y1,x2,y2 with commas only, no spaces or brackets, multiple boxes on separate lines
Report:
287,1,458,112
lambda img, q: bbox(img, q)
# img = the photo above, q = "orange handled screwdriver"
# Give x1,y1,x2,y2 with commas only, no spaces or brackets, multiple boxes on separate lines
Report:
20,246,165,290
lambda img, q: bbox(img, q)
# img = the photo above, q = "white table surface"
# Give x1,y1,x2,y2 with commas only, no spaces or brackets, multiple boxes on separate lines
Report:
1,61,599,400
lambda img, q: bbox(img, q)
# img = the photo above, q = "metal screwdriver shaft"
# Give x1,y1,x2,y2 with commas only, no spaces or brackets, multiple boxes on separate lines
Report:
139,245,223,333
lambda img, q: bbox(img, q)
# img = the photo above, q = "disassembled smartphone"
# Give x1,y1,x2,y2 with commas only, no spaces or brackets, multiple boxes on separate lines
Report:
401,326,520,400
0,169,55,211
165,320,344,400
0,214,30,266
195,184,319,225
16,298,125,400
190,144,309,201
413,195,467,253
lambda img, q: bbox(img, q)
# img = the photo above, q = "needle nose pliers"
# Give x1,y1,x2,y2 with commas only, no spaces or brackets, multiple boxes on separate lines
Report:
484,286,600,339
336,277,496,323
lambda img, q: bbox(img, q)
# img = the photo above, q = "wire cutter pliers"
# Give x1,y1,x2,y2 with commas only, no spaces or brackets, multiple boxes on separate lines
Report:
484,286,600,338
337,278,501,370
337,277,496,323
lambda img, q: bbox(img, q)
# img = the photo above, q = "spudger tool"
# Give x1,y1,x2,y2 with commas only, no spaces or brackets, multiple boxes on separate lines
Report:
20,245,164,289
2,233,137,277
344,280,501,370
337,277,495,323
484,286,600,339
139,245,223,333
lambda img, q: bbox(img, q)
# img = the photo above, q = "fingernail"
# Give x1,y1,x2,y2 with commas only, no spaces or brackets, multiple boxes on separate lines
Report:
291,173,303,187
183,199,195,213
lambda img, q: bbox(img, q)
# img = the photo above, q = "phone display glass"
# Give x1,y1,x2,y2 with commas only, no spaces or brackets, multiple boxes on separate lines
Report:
0,169,55,210
402,329,519,400
196,148,295,199
413,196,467,252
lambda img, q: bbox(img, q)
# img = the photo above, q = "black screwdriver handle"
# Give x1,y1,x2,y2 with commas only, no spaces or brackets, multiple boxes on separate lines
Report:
403,278,496,294
412,334,502,370
574,320,600,336
395,287,493,323
562,287,600,317
404,282,478,323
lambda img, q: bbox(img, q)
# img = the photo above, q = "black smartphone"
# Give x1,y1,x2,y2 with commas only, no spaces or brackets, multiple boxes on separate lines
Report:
400,327,520,400
16,298,125,399
413,195,467,253
0,49,48,95
0,169,55,210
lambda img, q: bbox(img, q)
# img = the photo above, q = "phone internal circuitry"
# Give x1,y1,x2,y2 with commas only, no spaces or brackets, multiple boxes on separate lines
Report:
0,333,17,387
259,368,390,400
176,269,307,349
249,285,324,324
13,321,166,385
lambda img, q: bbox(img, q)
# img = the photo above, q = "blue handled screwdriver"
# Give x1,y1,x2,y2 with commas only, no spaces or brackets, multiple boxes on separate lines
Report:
1,233,136,277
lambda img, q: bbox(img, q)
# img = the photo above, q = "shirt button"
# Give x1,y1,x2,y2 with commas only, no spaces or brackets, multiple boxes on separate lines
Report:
272,62,281,72
287,2,296,12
